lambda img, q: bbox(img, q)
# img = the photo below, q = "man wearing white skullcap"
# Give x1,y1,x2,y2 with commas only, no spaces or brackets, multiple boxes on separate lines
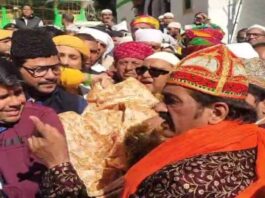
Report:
158,15,164,22
163,13,174,25
137,51,180,93
79,27,114,69
100,9,114,29
161,12,175,34
246,24,265,46
135,29,164,51
167,22,181,39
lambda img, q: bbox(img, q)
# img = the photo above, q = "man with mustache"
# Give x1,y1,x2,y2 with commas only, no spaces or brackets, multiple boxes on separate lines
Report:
11,29,87,114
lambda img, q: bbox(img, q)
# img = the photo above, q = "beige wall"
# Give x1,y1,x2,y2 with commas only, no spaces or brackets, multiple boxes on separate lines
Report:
171,0,208,26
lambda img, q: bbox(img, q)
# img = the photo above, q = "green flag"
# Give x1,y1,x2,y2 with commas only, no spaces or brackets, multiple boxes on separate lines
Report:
75,8,87,22
53,7,62,28
1,7,11,29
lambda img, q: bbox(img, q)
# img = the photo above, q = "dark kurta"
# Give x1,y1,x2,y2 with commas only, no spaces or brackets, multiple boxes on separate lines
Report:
132,148,256,198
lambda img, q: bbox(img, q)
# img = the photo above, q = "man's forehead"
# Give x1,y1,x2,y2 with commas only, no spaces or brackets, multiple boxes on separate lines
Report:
57,45,81,55
24,56,59,66
247,28,265,33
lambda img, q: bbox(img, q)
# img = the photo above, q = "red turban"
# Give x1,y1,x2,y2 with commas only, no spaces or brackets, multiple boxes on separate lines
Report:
114,41,154,61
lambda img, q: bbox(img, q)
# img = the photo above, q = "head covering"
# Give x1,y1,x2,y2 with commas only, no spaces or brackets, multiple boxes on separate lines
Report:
244,58,265,89
145,51,180,66
112,21,128,32
163,12,174,18
78,27,114,58
0,29,12,40
53,35,90,57
114,41,154,61
167,44,248,100
158,15,164,21
168,22,181,29
226,43,259,59
248,24,265,32
11,29,57,60
131,15,160,30
135,29,164,44
183,26,224,56
101,9,112,15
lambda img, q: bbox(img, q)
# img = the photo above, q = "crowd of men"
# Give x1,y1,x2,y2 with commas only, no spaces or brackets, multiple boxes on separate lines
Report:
1,4,265,198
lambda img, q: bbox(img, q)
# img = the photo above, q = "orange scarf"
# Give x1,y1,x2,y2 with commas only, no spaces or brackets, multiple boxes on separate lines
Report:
122,121,265,198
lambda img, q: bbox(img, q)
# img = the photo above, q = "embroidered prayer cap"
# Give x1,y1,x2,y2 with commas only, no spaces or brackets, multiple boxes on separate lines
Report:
131,15,160,30
114,41,154,61
244,58,265,89
53,35,90,57
167,44,249,100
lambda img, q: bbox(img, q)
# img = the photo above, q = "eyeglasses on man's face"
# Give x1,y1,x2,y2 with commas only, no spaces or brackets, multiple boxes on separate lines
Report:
22,64,61,78
135,65,170,78
246,32,265,38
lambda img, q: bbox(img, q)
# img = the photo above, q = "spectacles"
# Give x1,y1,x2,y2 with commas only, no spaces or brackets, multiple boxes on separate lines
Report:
246,33,265,38
135,65,170,77
22,64,61,77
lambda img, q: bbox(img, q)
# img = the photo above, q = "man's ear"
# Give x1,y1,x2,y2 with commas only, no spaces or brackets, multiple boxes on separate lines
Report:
257,100,265,119
208,102,229,124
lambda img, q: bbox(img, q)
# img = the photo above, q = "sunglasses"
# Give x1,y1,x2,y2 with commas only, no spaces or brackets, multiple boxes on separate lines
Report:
135,65,170,77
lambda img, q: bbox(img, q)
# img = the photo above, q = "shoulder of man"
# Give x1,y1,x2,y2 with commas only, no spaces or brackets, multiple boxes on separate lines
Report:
55,87,88,114
20,102,64,134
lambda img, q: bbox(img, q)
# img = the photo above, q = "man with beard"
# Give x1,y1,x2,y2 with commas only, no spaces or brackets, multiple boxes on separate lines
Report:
11,29,87,114
99,9,115,31
24,45,265,198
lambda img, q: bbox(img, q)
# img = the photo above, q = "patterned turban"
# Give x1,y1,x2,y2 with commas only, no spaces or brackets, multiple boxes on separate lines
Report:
183,24,225,56
114,41,154,61
168,44,248,100
130,15,160,30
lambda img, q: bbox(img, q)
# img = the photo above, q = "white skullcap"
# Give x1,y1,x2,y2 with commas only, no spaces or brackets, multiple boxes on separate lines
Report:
248,24,265,32
79,27,114,58
101,9,112,15
145,51,180,66
158,15,164,20
163,12,174,18
112,21,128,32
168,22,181,29
226,43,259,59
119,35,133,43
135,29,164,44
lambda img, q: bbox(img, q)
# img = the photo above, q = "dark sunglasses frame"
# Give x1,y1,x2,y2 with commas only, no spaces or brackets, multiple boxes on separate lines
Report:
135,65,170,77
